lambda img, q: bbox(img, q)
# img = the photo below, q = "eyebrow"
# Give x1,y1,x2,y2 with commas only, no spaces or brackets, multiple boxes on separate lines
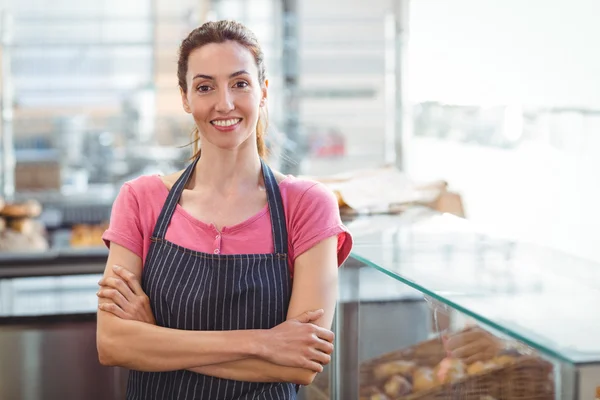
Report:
192,70,250,81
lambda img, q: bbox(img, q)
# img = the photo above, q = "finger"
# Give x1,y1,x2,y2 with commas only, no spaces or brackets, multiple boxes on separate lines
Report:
314,338,335,355
103,276,136,302
314,326,335,343
98,302,129,319
310,348,331,366
294,309,324,324
303,359,324,373
97,289,131,313
113,265,145,296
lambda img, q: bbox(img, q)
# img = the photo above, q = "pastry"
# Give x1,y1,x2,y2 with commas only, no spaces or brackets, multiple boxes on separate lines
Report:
434,357,466,384
8,218,36,235
492,355,515,366
370,393,390,400
383,375,412,397
467,361,486,375
0,199,42,218
373,360,417,381
360,386,381,397
360,385,390,400
412,367,437,392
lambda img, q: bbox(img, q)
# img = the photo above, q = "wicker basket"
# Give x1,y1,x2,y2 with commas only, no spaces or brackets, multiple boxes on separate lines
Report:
360,337,555,400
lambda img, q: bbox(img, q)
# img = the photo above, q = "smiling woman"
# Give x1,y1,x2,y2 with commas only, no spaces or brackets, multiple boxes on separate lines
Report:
96,20,353,400
178,21,270,159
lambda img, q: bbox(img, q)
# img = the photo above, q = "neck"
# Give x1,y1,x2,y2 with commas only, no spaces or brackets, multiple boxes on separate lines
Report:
191,145,262,195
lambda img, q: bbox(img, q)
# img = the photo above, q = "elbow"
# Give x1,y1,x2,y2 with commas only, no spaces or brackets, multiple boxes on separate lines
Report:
292,370,318,386
96,329,121,367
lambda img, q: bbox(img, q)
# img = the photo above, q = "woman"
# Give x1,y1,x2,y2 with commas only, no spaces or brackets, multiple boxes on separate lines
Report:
96,20,353,400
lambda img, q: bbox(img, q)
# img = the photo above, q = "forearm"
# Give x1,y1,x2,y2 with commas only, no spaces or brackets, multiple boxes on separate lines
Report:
188,359,315,386
97,312,264,371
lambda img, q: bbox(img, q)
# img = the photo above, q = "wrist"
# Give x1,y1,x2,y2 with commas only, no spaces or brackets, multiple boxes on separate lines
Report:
245,329,270,359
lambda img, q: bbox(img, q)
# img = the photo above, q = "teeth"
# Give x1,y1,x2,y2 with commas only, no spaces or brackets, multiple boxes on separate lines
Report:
212,119,241,127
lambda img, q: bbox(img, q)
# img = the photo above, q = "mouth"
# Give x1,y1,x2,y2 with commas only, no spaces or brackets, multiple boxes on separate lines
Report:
210,118,242,128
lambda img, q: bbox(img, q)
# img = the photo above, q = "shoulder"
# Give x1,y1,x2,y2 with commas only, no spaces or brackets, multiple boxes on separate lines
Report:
279,175,338,208
114,174,169,210
159,170,185,191
123,174,173,197
279,175,353,268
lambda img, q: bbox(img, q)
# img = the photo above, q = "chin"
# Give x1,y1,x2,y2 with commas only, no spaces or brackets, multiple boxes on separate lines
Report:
204,137,252,153
203,131,255,152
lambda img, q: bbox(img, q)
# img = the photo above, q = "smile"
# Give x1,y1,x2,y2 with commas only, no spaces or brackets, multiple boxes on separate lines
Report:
211,118,242,127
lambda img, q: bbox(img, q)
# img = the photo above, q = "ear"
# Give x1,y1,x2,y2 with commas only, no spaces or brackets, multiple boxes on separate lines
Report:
180,87,192,114
260,79,268,107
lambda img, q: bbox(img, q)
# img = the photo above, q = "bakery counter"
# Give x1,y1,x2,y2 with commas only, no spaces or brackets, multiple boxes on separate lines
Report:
0,247,125,399
0,271,128,400
0,273,101,324
0,247,108,278
310,210,600,400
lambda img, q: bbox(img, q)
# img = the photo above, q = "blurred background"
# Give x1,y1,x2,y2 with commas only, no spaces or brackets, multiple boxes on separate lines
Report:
1,1,600,399
1,0,599,263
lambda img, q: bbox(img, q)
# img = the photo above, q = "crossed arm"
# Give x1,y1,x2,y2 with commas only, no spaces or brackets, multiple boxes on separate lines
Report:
96,236,339,385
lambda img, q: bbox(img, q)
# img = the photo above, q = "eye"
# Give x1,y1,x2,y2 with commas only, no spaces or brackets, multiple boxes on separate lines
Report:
197,85,212,93
233,81,249,89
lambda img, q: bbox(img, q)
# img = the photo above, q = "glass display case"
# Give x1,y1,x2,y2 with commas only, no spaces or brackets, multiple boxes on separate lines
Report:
305,209,600,400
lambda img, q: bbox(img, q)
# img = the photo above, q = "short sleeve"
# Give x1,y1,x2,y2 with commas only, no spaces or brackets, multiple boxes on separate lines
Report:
288,182,353,269
102,183,144,258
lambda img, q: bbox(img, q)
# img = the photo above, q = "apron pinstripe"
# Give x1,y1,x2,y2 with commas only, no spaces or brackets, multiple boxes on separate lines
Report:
126,157,296,400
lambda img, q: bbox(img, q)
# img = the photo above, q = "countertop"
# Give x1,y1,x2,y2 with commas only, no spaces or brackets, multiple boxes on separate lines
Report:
347,210,600,365
0,274,101,324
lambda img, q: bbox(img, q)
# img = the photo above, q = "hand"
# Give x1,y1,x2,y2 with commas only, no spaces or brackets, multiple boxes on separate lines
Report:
443,326,501,364
97,265,156,325
260,309,335,373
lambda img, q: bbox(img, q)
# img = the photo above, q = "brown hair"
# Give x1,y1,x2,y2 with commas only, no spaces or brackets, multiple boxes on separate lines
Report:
178,20,268,159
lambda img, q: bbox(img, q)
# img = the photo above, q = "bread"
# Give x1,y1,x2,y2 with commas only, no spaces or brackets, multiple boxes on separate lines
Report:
373,360,417,381
70,223,107,247
434,357,466,384
467,361,486,375
491,355,515,366
0,199,42,218
8,218,36,235
369,393,390,400
0,229,48,252
383,375,412,397
412,367,437,392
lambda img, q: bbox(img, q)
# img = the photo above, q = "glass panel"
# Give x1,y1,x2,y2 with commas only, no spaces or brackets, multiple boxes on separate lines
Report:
0,274,102,317
347,211,600,365
353,260,576,400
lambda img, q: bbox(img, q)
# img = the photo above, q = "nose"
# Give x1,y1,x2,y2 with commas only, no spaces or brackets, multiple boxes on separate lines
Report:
215,88,234,113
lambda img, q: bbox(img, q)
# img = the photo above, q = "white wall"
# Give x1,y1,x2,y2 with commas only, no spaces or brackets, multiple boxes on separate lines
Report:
406,0,600,264
408,0,600,108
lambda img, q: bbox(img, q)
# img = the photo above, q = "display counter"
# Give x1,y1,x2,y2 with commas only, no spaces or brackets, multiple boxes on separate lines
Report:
1,209,599,399
307,209,600,400
0,250,122,400
0,247,107,278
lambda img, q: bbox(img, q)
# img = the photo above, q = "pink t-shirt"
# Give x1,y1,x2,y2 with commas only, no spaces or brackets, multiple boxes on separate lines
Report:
102,174,353,276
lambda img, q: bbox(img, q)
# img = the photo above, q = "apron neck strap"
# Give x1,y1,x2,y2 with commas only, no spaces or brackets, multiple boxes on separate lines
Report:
151,156,288,255
151,155,199,239
261,159,288,255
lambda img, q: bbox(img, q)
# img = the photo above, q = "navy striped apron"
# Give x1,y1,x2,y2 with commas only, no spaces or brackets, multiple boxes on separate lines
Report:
126,156,296,400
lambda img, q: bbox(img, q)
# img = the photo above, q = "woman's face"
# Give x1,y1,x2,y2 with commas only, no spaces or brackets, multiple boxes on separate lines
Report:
181,40,267,155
